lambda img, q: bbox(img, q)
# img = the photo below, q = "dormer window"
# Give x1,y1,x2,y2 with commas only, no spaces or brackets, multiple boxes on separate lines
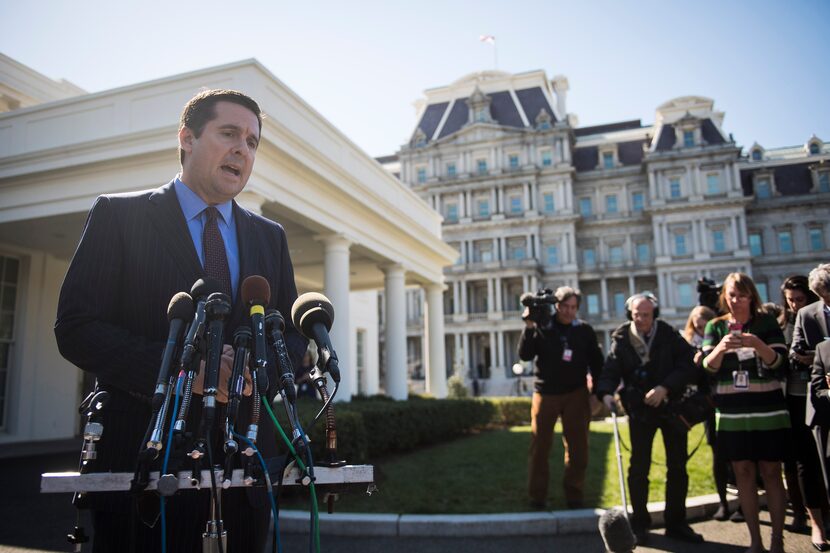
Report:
751,147,763,161
476,108,489,123
810,143,821,155
468,86,493,125
675,112,701,149
535,109,552,130
683,130,695,148
755,177,772,199
602,152,614,169
413,128,427,148
599,146,617,170
806,135,823,155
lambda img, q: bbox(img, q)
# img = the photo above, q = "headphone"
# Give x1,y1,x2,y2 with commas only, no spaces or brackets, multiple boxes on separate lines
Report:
625,291,660,320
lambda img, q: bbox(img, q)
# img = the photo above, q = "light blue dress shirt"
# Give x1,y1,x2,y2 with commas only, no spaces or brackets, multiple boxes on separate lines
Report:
174,177,240,297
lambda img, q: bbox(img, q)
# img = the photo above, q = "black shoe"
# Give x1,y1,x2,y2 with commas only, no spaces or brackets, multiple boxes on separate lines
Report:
529,500,547,510
730,507,745,522
813,542,830,552
713,504,730,521
666,524,705,543
633,528,649,546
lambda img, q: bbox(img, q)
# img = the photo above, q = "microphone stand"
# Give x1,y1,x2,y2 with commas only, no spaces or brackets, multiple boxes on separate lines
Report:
223,327,251,485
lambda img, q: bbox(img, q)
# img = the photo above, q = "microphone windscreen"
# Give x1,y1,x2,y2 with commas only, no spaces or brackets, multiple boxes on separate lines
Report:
291,293,334,335
265,309,286,333
598,508,635,553
520,292,536,307
191,278,222,300
242,275,271,307
167,292,194,322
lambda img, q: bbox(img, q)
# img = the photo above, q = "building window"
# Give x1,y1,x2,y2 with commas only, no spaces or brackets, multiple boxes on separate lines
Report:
509,196,522,214
602,151,614,169
605,194,618,214
810,228,825,251
712,229,726,253
751,149,763,161
543,193,555,214
614,292,626,316
509,243,526,261
583,248,596,267
631,192,644,212
587,294,600,315
674,233,687,256
706,174,721,195
477,199,490,218
683,130,695,148
445,203,458,223
541,150,552,167
609,245,623,264
546,245,559,266
757,282,769,302
636,243,650,264
669,177,681,199
509,154,520,169
810,142,821,155
477,159,488,175
819,172,830,193
0,255,20,430
579,197,592,217
417,167,427,184
749,233,763,256
446,163,456,178
778,230,793,254
755,178,772,199
678,283,693,307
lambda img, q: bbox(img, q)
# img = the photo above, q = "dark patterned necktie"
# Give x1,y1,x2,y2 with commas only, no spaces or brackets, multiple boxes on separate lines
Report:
202,206,232,297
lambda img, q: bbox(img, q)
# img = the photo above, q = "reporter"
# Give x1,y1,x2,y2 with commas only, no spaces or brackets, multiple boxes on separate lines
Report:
702,272,789,553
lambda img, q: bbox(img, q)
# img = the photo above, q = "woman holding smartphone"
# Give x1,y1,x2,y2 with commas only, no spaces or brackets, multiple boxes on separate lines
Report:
702,272,789,553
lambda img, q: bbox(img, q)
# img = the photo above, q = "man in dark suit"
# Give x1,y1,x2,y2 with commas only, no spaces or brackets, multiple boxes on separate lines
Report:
55,89,306,552
794,263,830,428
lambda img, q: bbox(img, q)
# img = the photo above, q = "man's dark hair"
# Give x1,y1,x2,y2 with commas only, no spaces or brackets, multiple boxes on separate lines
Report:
178,89,263,164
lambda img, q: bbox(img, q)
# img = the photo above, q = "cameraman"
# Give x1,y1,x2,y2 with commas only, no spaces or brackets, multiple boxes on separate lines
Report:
518,286,603,510
595,293,701,545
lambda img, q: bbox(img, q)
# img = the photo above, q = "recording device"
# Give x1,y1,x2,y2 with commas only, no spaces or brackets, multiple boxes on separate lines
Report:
598,507,636,553
520,288,557,326
697,277,722,313
241,275,270,395
198,291,232,444
291,292,340,383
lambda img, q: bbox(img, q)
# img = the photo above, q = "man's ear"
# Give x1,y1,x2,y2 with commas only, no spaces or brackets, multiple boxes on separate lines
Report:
179,126,194,155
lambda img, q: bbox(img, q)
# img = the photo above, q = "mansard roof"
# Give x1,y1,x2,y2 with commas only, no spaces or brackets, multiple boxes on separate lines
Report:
573,139,648,172
573,120,643,137
412,86,555,144
740,161,824,196
651,118,727,152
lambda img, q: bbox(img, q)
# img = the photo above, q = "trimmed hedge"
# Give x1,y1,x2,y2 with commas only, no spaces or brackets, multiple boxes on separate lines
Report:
272,395,533,464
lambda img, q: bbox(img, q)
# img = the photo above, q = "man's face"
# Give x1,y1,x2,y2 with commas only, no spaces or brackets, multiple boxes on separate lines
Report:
179,101,260,205
555,296,579,325
631,297,655,335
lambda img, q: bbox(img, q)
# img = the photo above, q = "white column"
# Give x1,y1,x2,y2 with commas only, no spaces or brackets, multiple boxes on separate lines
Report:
383,264,408,400
487,278,494,313
692,220,701,253
522,275,529,292
492,238,499,261
460,279,468,314
693,164,701,196
453,281,461,315
494,276,503,313
663,224,671,257
454,334,462,373
737,213,747,247
490,187,497,214
730,217,740,251
458,192,465,218
425,283,448,398
497,186,505,213
654,221,663,256
564,232,571,264
498,236,506,260
465,192,472,218
321,234,353,400
523,183,531,210
569,232,577,265
462,332,471,375
530,275,538,293
648,171,658,200
628,275,635,297
565,180,574,211
600,278,609,316
489,331,497,375
497,330,506,371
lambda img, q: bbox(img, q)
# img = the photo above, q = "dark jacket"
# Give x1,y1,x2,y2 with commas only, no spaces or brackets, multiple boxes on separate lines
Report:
518,318,603,395
794,300,830,426
595,319,696,415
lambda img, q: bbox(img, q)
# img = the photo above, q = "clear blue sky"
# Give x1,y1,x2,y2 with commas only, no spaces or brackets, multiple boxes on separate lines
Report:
2,0,828,157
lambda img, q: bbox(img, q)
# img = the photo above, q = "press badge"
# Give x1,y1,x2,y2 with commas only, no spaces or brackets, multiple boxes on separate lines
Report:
562,348,573,362
733,370,749,389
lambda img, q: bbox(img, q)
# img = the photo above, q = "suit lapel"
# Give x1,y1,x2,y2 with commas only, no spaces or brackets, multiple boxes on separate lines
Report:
229,202,260,329
817,302,830,339
147,181,205,288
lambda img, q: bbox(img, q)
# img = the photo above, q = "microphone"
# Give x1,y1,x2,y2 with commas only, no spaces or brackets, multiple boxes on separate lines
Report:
152,292,194,409
598,507,636,553
199,291,232,439
241,275,271,395
291,292,340,383
265,310,297,404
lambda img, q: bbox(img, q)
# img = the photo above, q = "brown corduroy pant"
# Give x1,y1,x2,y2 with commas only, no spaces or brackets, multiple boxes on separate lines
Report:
528,387,591,506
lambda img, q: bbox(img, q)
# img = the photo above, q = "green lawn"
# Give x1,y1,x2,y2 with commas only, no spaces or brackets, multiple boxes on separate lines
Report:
279,420,714,514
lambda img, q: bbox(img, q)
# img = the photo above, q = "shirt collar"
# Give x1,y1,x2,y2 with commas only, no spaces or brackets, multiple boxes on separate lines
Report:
174,177,234,224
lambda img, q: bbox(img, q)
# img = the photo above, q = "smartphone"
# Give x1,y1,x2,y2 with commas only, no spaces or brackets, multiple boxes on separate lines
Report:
728,322,742,336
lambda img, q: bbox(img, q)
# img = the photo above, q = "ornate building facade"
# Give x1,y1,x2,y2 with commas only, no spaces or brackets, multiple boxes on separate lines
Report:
385,69,829,396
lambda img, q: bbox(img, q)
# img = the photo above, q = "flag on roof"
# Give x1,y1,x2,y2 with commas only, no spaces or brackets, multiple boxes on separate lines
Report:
479,35,495,44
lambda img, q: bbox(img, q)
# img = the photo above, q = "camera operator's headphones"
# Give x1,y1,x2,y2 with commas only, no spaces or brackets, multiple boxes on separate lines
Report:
625,292,660,320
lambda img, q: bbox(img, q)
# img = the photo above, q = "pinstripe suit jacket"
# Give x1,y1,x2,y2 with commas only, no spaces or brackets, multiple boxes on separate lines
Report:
55,180,305,506
793,300,830,426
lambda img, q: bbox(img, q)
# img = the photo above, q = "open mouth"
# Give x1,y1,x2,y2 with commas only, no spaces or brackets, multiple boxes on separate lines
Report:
221,164,241,177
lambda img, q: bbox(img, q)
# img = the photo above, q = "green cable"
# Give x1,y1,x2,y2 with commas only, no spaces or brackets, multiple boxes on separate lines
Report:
262,397,321,553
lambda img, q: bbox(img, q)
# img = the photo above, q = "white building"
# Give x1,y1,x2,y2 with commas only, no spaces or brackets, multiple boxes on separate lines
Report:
0,54,456,445
387,69,829,396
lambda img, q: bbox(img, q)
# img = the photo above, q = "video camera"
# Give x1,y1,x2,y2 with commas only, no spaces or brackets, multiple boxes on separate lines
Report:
697,277,722,313
520,288,557,326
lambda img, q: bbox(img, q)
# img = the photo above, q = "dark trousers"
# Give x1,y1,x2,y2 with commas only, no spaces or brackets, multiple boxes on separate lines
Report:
787,394,830,509
628,414,689,531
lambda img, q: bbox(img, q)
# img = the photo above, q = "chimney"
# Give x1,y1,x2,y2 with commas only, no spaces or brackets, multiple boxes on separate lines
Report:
551,75,569,119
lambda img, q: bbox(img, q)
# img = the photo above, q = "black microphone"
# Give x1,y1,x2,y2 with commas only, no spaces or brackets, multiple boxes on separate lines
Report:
241,275,271,396
598,507,636,553
265,309,297,404
291,292,340,383
226,327,252,432
152,292,194,409
199,291,232,439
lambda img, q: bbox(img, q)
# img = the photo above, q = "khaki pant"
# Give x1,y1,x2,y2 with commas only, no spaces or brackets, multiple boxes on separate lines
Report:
528,388,591,505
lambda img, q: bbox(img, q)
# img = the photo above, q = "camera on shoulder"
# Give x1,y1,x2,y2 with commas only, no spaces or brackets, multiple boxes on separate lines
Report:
520,288,557,326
